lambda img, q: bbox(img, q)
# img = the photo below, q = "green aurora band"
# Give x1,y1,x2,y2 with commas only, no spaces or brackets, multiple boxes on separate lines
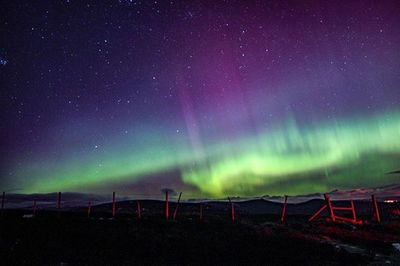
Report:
183,111,400,196
12,110,400,197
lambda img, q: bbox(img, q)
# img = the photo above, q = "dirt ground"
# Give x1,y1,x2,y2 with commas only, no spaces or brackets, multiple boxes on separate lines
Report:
1,210,399,265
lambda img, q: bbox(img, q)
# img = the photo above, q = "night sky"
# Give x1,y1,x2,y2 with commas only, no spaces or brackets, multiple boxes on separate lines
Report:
1,1,400,198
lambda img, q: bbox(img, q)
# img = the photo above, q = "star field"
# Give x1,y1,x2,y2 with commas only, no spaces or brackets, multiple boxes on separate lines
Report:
1,1,400,197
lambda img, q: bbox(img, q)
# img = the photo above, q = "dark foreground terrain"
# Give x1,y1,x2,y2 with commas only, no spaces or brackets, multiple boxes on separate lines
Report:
1,207,399,265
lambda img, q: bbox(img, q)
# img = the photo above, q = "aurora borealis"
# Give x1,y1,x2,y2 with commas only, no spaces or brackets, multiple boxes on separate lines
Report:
1,1,400,198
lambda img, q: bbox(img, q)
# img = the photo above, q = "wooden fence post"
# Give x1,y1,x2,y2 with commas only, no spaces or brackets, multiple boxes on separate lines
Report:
173,192,182,220
228,197,235,223
87,201,92,218
136,200,141,219
281,195,288,224
112,192,116,217
324,193,335,222
199,203,203,221
372,195,381,223
165,190,169,220
1,192,4,216
33,200,37,216
57,192,61,217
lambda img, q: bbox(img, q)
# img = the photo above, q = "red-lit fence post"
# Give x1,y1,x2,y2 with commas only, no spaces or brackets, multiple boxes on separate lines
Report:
324,193,335,222
165,190,169,220
173,192,182,220
136,201,141,219
228,197,235,223
281,195,288,224
309,196,360,224
87,201,92,218
308,204,327,222
350,200,357,222
112,192,116,217
372,195,381,223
